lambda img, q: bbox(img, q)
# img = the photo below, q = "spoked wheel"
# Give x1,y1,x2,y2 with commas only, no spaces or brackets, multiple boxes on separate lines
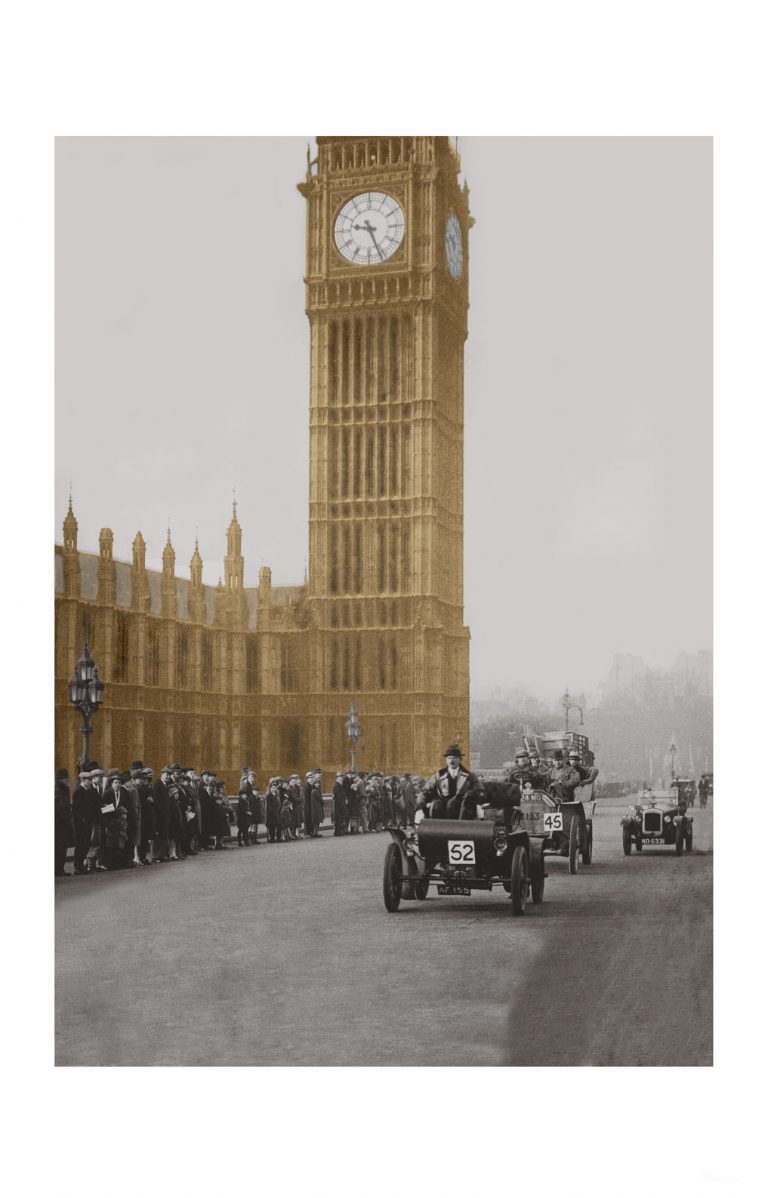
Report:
581,822,593,865
622,826,633,856
510,845,529,915
568,817,581,874
383,843,403,912
530,846,545,904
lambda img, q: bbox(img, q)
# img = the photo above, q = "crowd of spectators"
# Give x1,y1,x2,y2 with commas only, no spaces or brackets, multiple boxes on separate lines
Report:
54,761,428,876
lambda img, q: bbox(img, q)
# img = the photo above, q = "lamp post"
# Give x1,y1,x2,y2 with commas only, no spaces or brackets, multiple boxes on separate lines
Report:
346,702,361,773
562,688,584,733
67,643,105,770
668,738,677,783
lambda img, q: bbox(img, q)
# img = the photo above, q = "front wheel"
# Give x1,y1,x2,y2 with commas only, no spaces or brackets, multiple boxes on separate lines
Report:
622,825,633,856
510,845,529,915
569,817,581,874
383,843,403,911
530,848,545,904
414,875,429,900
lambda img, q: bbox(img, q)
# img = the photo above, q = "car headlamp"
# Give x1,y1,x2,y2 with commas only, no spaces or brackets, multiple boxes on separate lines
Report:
492,828,508,854
663,815,671,824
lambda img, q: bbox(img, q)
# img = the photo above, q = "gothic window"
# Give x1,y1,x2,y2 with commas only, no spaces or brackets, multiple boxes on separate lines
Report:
281,641,298,692
201,631,213,692
365,429,374,497
341,427,350,498
389,425,399,495
328,321,338,403
354,637,362,690
341,320,350,404
329,427,339,500
176,627,188,689
390,318,399,398
401,524,411,593
330,604,338,628
376,524,386,592
377,426,386,497
365,317,374,402
354,526,363,594
330,526,339,595
283,719,301,767
78,606,93,650
389,640,398,691
402,423,411,495
353,429,362,498
389,526,399,592
342,526,351,593
342,639,351,690
353,319,362,402
147,621,160,687
246,637,259,692
330,639,339,691
378,639,386,691
113,611,129,683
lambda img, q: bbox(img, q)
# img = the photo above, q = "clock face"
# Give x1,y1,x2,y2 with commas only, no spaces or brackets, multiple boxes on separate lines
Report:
334,192,405,265
445,213,463,279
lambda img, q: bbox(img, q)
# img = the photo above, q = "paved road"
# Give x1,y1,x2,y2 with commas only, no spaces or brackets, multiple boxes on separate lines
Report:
55,797,712,1066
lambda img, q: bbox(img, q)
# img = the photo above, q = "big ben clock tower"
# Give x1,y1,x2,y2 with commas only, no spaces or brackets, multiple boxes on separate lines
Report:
298,137,472,775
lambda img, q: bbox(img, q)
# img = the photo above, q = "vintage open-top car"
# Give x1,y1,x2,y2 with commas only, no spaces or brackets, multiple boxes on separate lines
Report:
620,790,693,855
382,804,545,915
517,783,595,874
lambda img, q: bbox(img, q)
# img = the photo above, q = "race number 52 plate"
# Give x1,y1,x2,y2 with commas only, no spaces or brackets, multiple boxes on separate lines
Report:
542,812,563,832
448,840,476,864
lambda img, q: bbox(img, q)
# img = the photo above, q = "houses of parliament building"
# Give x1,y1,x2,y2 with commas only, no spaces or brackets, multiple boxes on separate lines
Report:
55,137,473,789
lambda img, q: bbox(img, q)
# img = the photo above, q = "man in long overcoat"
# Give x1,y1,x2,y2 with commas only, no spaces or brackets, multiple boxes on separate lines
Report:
153,766,171,861
55,768,75,876
419,745,484,820
332,772,347,836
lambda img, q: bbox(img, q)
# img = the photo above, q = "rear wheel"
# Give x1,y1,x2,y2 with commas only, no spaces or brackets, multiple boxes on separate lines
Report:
581,822,593,865
383,843,403,911
622,826,633,856
510,845,529,915
569,817,581,874
675,824,685,856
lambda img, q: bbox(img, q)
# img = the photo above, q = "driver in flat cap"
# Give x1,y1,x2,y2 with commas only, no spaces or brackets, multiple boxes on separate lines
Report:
418,745,484,820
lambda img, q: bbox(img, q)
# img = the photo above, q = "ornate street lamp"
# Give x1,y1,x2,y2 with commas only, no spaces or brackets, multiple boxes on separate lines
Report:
67,643,105,769
668,737,678,782
562,688,584,733
346,702,361,773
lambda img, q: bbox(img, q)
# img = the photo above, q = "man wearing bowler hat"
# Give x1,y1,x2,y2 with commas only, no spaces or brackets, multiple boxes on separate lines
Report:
419,745,484,820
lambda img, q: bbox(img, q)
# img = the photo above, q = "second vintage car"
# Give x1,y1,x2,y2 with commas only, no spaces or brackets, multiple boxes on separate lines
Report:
620,789,694,855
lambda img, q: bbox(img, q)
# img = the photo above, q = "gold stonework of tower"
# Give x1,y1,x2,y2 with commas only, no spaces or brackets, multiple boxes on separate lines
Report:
55,137,471,787
298,136,471,772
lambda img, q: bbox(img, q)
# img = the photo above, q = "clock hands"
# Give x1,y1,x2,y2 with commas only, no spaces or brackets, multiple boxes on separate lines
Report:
353,219,385,260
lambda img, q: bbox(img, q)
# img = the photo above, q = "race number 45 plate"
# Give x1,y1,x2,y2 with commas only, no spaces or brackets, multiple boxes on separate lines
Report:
542,812,563,832
448,840,476,864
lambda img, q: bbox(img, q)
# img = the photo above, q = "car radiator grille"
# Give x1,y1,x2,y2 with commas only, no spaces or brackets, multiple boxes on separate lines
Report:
643,812,662,834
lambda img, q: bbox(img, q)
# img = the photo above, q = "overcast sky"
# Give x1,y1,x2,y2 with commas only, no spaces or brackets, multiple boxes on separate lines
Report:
55,137,712,700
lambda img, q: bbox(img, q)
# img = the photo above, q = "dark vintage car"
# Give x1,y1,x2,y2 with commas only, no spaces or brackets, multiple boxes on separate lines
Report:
620,790,693,855
517,784,595,874
670,777,697,807
382,805,545,916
